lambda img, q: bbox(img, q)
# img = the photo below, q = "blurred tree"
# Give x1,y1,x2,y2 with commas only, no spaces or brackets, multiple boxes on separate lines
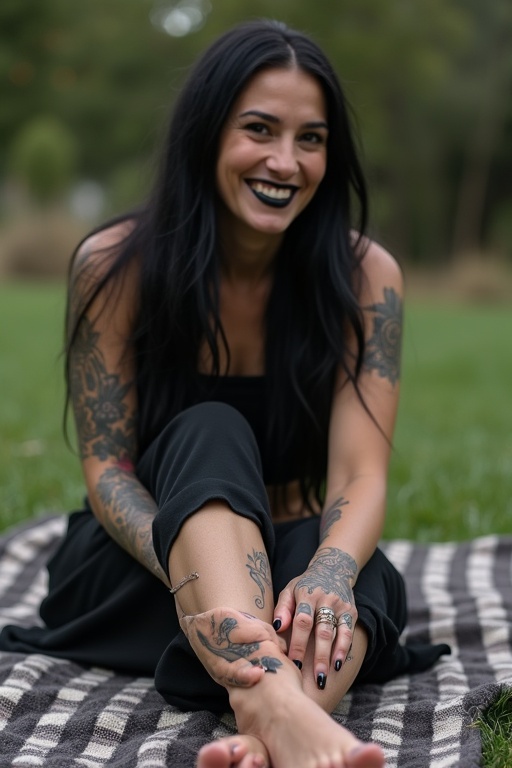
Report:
10,116,77,202
0,0,510,263
450,0,512,256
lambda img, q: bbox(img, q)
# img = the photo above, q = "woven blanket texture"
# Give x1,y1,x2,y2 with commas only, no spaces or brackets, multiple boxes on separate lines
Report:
0,516,510,768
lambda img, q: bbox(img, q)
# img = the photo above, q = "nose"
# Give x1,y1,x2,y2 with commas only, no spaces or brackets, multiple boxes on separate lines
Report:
265,137,299,179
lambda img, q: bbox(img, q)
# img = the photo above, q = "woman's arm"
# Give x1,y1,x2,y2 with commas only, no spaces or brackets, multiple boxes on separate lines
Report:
68,226,169,586
320,239,403,570
274,240,403,673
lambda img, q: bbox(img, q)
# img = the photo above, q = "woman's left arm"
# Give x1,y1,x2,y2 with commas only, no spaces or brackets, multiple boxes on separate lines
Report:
274,240,404,680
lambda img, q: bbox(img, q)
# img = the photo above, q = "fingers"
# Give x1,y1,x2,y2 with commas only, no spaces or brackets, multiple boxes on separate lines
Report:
330,609,356,672
286,602,357,688
273,583,297,633
287,601,315,670
312,608,338,689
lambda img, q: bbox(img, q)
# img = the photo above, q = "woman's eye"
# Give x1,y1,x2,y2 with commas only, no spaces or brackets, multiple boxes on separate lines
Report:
245,122,270,136
301,132,324,145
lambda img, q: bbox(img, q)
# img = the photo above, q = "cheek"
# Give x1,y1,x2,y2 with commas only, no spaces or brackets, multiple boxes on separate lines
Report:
311,154,327,186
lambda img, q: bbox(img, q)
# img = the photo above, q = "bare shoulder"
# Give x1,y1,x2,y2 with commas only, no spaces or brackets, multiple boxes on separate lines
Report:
72,219,136,282
69,219,139,328
353,236,403,305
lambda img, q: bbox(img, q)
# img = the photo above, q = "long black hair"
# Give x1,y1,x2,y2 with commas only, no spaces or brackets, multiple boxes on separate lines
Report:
66,18,369,510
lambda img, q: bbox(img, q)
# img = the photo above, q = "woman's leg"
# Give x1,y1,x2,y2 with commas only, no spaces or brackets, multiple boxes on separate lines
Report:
141,404,384,767
170,506,383,768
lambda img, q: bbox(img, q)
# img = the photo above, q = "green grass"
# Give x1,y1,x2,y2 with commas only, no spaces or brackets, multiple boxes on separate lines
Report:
473,687,512,768
1,282,511,540
385,302,512,542
0,282,83,529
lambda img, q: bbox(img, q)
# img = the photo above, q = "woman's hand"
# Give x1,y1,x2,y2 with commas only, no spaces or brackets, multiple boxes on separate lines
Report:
273,547,358,689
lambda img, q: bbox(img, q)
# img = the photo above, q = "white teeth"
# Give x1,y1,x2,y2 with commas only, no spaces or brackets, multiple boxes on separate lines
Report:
251,182,292,200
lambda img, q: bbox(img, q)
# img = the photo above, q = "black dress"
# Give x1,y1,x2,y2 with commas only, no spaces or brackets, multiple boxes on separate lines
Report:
0,376,450,712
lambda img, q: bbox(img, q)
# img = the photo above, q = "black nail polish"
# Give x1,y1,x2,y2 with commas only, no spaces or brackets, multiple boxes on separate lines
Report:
293,659,303,670
317,672,326,689
272,619,282,631
335,659,342,672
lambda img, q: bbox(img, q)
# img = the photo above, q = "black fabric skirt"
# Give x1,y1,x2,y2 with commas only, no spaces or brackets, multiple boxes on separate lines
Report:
0,402,450,712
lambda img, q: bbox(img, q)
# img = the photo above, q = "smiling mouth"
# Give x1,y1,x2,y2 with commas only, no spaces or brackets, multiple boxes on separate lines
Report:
246,180,298,208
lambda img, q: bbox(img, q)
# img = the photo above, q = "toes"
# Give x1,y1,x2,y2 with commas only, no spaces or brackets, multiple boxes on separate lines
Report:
197,739,246,768
346,743,385,768
197,735,269,768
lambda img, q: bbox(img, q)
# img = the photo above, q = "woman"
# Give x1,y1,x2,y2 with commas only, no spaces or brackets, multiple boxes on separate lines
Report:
0,19,449,768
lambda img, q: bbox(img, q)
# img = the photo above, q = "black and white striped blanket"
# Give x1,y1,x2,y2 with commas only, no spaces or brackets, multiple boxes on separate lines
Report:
0,516,510,767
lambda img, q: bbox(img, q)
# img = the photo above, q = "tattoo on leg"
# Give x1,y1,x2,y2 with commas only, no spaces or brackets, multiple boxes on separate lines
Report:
246,549,272,609
297,548,358,604
297,602,313,617
363,286,403,386
320,497,349,542
196,616,282,674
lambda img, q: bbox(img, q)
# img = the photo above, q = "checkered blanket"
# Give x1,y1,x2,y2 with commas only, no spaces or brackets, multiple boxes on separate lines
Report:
0,516,510,767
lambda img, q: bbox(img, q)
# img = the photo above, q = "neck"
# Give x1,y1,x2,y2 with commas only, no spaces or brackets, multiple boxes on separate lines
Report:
217,217,282,286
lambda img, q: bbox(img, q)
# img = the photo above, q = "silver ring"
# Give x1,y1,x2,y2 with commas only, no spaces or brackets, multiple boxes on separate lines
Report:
315,607,338,630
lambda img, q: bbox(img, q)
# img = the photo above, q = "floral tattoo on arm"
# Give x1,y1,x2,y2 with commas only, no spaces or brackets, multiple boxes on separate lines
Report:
70,316,136,462
363,286,403,385
70,314,166,582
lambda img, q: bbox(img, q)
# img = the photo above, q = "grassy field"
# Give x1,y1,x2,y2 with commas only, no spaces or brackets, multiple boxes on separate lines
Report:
1,280,511,539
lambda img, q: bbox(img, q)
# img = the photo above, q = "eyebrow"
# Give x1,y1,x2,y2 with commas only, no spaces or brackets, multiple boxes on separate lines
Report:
239,110,328,130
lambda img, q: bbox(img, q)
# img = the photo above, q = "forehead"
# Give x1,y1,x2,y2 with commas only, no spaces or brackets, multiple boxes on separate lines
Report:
229,67,327,121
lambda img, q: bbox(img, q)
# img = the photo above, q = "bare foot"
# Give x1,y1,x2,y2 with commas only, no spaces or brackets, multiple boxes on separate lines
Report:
230,663,385,768
187,607,384,768
197,734,269,768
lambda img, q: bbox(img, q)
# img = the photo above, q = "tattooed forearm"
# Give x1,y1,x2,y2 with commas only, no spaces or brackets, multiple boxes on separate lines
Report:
297,547,358,604
70,316,136,462
319,496,349,543
197,617,282,673
96,466,167,584
363,286,403,385
246,549,272,609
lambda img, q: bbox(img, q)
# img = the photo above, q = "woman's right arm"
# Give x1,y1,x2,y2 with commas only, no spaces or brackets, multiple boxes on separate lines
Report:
68,227,169,586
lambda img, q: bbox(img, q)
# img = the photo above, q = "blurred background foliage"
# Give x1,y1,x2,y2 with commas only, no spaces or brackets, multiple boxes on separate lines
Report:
1,2,511,532
0,0,511,288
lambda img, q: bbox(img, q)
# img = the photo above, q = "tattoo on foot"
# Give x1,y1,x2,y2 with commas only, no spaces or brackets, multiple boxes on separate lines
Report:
320,497,349,542
363,286,402,385
196,617,283,674
246,549,272,609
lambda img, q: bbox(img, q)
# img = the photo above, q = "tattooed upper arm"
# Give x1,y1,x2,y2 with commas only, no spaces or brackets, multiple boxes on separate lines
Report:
363,286,403,386
68,227,138,466
70,315,137,463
